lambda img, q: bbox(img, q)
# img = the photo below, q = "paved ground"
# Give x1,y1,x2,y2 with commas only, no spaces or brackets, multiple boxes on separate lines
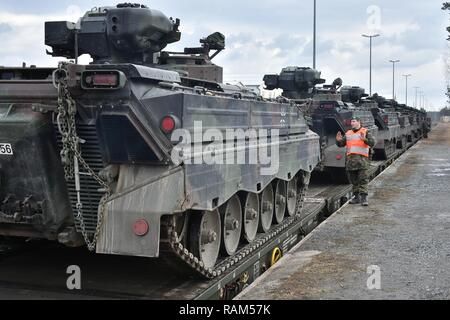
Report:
238,123,450,300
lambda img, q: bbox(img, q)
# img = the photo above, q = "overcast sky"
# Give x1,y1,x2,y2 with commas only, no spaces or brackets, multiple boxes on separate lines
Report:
0,0,448,110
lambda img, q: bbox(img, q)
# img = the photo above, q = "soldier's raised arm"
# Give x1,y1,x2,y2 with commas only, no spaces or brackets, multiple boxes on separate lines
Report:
363,131,376,149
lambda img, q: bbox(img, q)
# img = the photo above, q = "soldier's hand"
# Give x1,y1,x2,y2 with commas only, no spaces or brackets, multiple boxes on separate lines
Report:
336,132,343,142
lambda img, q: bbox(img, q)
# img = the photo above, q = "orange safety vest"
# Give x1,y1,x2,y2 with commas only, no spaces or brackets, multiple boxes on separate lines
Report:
345,127,370,158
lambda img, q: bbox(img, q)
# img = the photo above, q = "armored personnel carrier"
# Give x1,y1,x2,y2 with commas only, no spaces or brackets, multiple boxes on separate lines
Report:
388,101,428,141
349,93,401,160
396,111,412,149
381,98,428,143
417,109,429,139
393,103,416,147
0,4,321,277
264,68,378,183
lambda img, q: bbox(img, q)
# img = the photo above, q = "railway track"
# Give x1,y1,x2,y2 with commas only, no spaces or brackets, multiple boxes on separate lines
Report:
0,139,419,300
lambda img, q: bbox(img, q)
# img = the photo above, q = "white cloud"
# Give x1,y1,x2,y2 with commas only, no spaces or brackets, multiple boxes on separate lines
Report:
0,1,447,110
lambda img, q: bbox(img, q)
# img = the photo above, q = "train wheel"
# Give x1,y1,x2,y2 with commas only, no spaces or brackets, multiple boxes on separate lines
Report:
274,180,287,224
286,177,298,217
189,209,221,269
242,193,260,243
220,195,242,256
259,184,274,233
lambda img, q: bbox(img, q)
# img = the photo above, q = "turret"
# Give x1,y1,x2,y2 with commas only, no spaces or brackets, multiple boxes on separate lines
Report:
45,3,181,65
340,86,368,103
263,67,326,99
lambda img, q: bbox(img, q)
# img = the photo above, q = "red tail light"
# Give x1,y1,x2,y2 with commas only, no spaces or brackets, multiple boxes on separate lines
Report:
133,219,149,237
161,116,177,134
336,154,343,160
383,116,389,124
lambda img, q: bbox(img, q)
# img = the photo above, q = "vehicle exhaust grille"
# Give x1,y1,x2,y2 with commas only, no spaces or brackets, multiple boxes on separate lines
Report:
54,122,104,236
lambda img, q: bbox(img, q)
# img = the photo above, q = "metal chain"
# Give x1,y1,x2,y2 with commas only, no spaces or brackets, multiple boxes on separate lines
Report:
166,173,310,280
55,63,111,251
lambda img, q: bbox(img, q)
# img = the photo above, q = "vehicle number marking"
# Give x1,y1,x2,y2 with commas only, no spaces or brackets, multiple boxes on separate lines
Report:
0,144,13,155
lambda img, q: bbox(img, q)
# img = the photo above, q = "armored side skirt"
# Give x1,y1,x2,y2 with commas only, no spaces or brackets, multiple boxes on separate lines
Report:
96,131,320,258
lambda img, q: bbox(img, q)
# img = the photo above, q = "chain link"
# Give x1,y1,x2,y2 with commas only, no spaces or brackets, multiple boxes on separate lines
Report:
55,62,111,251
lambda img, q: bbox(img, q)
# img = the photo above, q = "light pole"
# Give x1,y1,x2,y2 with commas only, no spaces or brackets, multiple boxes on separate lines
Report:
313,0,317,69
389,59,400,100
362,34,380,96
413,87,420,108
402,74,411,106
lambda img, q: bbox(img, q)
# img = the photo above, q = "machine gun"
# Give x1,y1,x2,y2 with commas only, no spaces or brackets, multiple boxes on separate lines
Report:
182,32,225,60
158,32,225,82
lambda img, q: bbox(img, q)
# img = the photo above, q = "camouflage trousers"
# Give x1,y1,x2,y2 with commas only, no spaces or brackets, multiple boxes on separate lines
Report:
347,169,369,195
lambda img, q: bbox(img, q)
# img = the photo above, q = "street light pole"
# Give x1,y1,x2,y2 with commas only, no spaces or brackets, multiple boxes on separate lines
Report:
313,0,317,69
402,74,411,106
389,59,400,100
413,87,420,108
362,34,380,96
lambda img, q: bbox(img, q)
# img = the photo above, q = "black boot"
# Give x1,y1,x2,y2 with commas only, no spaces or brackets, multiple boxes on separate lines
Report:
349,193,361,204
361,194,369,206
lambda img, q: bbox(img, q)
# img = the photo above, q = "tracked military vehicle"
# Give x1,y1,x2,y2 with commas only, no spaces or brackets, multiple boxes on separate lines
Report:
346,93,401,160
394,103,420,146
341,87,409,156
376,96,429,143
384,102,427,147
395,109,412,149
264,68,378,183
0,4,321,277
417,109,429,139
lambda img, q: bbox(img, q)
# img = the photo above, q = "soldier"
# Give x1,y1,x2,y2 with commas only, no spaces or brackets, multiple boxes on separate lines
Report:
336,116,376,206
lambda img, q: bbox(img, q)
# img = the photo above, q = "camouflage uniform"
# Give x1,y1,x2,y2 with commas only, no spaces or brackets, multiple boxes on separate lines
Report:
336,129,376,195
